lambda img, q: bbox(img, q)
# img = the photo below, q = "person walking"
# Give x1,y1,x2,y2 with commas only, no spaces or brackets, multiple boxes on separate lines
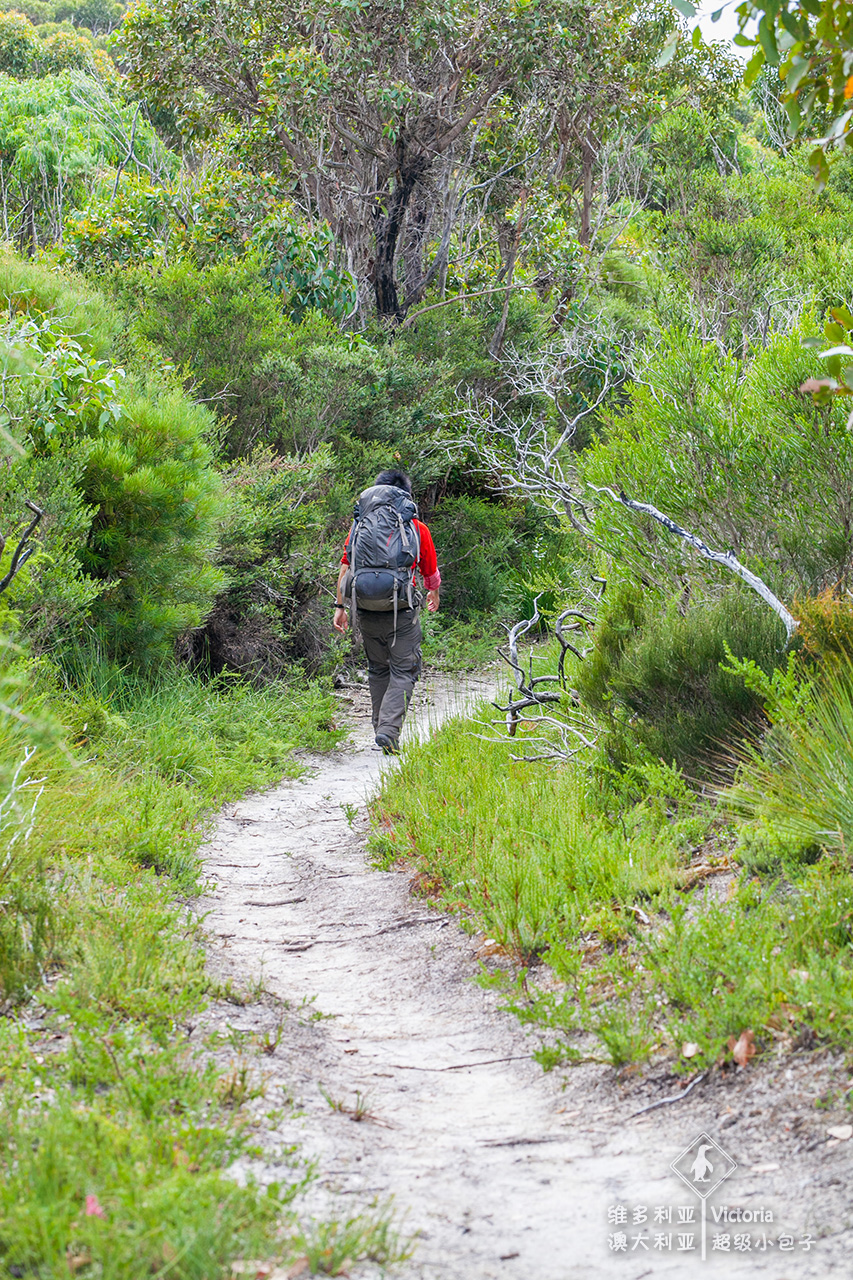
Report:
333,469,440,753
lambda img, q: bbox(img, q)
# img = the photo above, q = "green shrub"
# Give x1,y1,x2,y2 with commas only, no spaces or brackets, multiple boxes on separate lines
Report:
424,494,562,619
582,324,853,599
0,246,120,356
375,712,703,962
0,74,170,251
1,254,226,666
794,586,853,664
575,582,785,769
117,256,286,458
726,663,853,858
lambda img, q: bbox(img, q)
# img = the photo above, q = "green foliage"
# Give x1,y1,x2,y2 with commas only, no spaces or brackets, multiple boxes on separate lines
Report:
795,585,853,662
424,494,563,620
0,8,42,75
582,324,853,600
631,141,853,352
0,6,116,78
0,1075,294,1280
379,692,853,1068
80,385,225,665
256,212,356,321
575,583,785,770
1,254,227,666
0,246,121,355
205,445,338,674
118,0,684,318
735,0,853,180
0,639,339,998
375,712,702,963
0,70,170,249
637,859,853,1066
117,255,289,458
295,1208,414,1275
726,662,853,859
119,255,466,462
65,162,356,321
800,301,853,405
0,625,349,1279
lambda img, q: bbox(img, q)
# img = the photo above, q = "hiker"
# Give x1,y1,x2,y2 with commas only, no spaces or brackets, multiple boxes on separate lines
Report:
333,469,440,753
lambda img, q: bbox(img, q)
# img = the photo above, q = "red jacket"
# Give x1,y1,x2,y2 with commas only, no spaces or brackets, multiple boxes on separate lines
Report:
341,518,441,590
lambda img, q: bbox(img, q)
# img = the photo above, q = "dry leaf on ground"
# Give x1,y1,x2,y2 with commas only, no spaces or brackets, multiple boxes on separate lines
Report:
285,1260,311,1280
682,1042,700,1058
727,1028,756,1067
475,938,508,958
826,1124,853,1141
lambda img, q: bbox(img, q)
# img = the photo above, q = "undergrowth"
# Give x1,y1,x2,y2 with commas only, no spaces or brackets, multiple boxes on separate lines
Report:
374,705,853,1075
0,642,392,1278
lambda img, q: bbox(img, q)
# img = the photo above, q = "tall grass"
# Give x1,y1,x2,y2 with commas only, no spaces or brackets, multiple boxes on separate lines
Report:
377,702,853,1072
0,646,346,1276
375,709,706,961
726,665,853,856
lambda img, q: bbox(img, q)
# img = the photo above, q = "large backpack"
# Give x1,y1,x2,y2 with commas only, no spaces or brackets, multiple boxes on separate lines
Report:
343,484,421,623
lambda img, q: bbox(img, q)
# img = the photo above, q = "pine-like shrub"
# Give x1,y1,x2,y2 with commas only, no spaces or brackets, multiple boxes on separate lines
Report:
794,587,853,665
0,253,225,666
576,583,785,770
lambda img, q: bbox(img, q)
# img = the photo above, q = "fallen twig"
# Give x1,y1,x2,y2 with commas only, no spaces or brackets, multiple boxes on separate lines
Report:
243,897,307,907
480,1135,566,1147
387,1054,531,1072
630,1071,708,1118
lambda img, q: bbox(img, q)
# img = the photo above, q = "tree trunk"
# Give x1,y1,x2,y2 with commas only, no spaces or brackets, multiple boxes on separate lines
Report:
372,150,428,321
402,189,432,307
579,128,596,248
488,190,528,360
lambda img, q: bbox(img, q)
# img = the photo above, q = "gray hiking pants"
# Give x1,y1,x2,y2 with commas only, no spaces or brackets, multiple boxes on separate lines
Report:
357,607,422,743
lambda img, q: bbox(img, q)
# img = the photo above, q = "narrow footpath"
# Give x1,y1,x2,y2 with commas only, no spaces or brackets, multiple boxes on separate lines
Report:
198,672,850,1280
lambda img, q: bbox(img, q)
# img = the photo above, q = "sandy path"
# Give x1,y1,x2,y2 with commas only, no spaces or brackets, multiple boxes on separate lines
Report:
199,672,852,1279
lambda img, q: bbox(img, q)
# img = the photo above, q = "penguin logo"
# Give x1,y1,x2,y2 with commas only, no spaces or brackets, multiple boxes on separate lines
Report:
690,1143,714,1183
671,1131,737,1200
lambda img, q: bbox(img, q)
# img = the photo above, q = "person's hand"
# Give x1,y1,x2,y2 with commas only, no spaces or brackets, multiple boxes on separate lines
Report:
333,606,349,633
426,589,440,613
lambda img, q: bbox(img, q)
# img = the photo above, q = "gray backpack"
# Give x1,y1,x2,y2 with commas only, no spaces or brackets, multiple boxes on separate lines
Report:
343,485,421,625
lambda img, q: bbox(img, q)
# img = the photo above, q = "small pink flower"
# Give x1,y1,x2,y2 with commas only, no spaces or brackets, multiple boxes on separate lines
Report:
84,1195,106,1219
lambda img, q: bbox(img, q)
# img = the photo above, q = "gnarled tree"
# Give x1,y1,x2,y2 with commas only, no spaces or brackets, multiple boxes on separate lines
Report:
119,0,679,321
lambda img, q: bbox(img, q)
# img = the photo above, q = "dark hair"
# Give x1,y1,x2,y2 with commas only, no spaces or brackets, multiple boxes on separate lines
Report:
375,468,412,494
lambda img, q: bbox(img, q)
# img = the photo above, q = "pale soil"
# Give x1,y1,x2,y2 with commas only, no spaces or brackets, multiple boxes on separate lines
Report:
197,669,853,1279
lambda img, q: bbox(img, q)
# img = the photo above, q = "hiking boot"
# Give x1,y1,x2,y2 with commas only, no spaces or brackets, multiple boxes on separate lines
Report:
375,733,399,755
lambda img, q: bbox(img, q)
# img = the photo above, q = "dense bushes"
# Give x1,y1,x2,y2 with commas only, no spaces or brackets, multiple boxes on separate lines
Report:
575,582,785,769
582,324,853,599
1,255,225,666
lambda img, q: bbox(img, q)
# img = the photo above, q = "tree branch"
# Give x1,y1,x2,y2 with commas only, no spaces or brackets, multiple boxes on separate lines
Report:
433,69,505,154
589,486,798,640
0,502,45,596
400,283,534,330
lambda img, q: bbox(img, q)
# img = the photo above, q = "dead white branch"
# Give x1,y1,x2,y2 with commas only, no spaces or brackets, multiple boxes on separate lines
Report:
589,485,798,640
478,594,598,761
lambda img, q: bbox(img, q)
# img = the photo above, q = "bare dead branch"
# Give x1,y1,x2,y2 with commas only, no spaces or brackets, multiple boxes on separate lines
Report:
0,502,44,596
588,485,798,640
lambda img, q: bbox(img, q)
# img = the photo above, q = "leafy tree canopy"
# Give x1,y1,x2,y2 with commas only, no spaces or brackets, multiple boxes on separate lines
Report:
678,0,853,182
119,0,702,320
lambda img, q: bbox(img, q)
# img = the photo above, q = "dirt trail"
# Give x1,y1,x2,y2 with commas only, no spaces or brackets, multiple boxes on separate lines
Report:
199,672,852,1279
